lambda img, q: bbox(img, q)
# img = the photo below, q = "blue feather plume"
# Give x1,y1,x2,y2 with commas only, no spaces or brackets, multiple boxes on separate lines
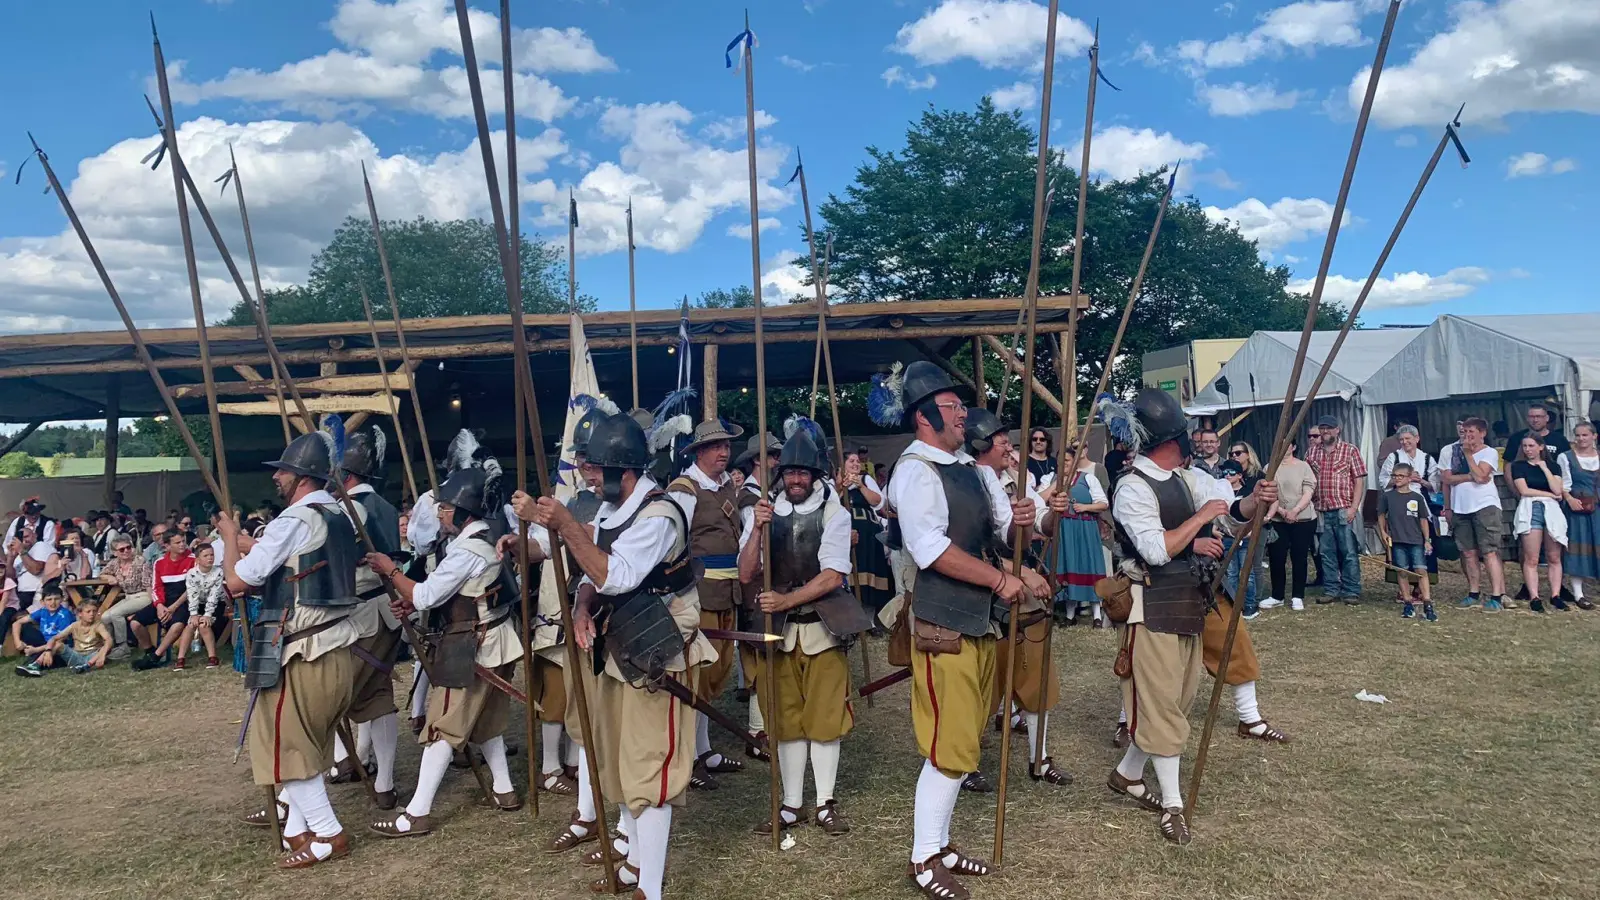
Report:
1094,393,1147,450
867,362,905,428
316,414,346,477
783,414,824,446
651,386,698,422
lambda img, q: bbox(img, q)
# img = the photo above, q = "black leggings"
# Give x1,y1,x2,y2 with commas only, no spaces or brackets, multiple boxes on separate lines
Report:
1268,519,1317,600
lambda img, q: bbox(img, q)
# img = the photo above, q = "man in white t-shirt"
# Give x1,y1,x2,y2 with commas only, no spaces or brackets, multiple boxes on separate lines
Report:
1442,417,1507,610
8,524,62,608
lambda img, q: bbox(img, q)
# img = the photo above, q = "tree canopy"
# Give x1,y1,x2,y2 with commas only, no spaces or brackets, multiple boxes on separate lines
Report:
222,216,581,326
816,99,1346,415
9,418,211,459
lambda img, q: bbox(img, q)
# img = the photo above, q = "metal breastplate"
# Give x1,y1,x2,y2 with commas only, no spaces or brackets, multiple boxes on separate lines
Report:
593,493,692,682
1127,469,1206,636
912,458,997,637
562,491,603,594
261,505,360,612
358,490,401,555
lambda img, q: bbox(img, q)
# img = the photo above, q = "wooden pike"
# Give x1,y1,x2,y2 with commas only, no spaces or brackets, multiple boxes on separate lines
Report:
1187,0,1404,816
221,145,294,444
452,0,608,878
794,153,868,701
27,132,275,849
499,0,540,817
626,199,640,408
361,165,438,492
151,20,230,513
1282,111,1470,444
357,285,421,502
733,11,784,850
1027,19,1109,783
993,0,1062,865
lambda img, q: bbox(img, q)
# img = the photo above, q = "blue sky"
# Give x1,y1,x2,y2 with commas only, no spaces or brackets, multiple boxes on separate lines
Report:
1,0,1594,335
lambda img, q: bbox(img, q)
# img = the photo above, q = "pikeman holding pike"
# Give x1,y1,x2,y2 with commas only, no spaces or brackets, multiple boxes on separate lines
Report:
736,420,873,836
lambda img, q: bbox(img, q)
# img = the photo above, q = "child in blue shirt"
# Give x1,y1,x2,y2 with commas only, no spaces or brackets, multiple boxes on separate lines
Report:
13,588,75,677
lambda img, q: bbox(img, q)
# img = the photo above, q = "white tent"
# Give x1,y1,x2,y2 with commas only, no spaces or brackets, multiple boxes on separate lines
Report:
1186,329,1423,486
1363,314,1600,425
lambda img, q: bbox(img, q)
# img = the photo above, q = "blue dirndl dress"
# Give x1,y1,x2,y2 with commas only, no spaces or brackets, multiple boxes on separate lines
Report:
1564,452,1599,580
1053,475,1107,607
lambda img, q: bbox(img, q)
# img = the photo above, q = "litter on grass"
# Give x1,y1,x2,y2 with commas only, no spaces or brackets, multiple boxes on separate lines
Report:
1355,689,1390,704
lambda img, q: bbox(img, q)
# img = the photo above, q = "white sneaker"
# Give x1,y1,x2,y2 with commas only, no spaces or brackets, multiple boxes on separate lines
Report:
1290,597,1305,611
1258,597,1283,610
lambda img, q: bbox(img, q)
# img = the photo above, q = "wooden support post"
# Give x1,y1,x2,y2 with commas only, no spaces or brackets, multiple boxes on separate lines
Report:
972,336,986,405
703,344,719,421
102,376,121,510
981,335,1064,416
0,422,43,458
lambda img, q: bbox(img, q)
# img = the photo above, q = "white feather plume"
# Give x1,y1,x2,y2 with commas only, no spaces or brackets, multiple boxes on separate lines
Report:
650,413,693,453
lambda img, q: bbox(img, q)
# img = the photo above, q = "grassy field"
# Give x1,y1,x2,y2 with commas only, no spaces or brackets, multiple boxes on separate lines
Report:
3,562,1598,900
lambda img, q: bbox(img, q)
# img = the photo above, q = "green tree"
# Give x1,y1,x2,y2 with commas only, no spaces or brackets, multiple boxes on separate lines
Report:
816,99,1346,418
124,416,213,459
694,287,754,309
222,217,579,326
0,452,43,478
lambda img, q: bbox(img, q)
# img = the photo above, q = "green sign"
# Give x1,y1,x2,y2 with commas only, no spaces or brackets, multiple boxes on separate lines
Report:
1158,380,1178,390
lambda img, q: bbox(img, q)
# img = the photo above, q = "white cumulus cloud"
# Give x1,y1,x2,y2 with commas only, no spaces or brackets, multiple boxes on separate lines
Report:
1289,266,1491,309
1204,197,1346,253
882,66,938,91
1176,0,1372,71
990,81,1039,111
1355,0,1600,128
892,0,1094,70
1198,81,1303,116
761,247,813,304
728,218,783,239
1505,151,1579,177
1067,126,1209,185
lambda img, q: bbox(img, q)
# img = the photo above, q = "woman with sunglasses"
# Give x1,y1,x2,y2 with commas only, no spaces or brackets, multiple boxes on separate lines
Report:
95,536,155,658
1228,442,1264,485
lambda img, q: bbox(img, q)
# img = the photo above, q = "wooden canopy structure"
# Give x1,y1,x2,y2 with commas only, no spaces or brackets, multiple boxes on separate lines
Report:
0,294,1085,497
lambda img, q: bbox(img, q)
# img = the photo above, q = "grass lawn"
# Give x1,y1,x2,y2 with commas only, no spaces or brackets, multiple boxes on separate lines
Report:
3,562,1597,900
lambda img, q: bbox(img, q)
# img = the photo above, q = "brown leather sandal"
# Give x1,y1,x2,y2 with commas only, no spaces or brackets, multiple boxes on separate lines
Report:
754,804,805,835
243,800,288,828
1107,769,1163,812
589,862,640,894
1112,722,1131,749
373,789,398,811
959,771,993,793
369,811,433,839
814,800,850,836
277,832,351,868
1237,720,1291,743
477,789,523,811
541,771,579,796
1029,757,1073,785
745,732,772,763
548,813,600,854
908,855,970,900
281,831,311,852
939,845,991,877
689,760,719,791
582,835,626,866
698,750,745,774
1159,807,1191,845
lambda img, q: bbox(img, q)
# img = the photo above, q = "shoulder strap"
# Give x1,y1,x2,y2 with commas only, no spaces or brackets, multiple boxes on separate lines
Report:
666,476,696,495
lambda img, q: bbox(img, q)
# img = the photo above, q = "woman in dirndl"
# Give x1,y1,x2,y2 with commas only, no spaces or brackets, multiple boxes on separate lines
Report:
841,450,894,618
1049,445,1109,626
1560,421,1599,610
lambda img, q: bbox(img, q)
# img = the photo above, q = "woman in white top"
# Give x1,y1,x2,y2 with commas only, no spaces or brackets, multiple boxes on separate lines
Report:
1377,425,1439,493
1510,435,1567,612
1558,421,1599,610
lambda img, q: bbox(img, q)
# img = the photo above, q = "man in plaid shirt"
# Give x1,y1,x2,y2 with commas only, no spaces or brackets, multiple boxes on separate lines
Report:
1306,416,1368,603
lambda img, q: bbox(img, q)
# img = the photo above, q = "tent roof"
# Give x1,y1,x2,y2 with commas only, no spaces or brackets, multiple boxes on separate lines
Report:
0,295,1083,424
1188,328,1422,411
1362,314,1600,406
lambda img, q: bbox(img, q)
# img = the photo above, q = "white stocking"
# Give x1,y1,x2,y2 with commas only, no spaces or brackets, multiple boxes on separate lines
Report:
1233,681,1261,725
1024,712,1047,766
777,740,807,814
1116,744,1149,782
280,776,341,858
405,740,454,818
748,692,766,733
331,731,349,768
281,790,308,838
575,746,596,824
410,665,430,719
695,712,713,760
1572,577,1587,600
477,735,514,794
369,712,399,793
562,729,579,768
633,805,673,900
809,739,841,805
1152,754,1183,810
541,721,564,775
910,760,961,868
355,720,373,764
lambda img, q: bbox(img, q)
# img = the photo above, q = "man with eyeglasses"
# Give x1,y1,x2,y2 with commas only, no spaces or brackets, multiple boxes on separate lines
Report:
876,361,1047,899
1191,429,1223,479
